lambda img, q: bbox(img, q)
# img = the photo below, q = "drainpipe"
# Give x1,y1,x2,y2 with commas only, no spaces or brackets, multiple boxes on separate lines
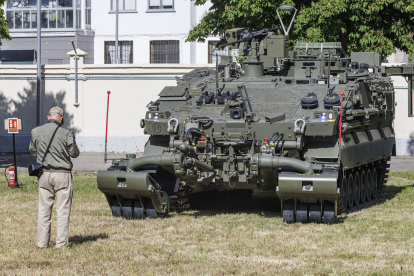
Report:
71,40,79,107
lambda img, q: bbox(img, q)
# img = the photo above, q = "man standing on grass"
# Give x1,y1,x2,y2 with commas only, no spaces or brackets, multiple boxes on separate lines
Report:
29,107,80,249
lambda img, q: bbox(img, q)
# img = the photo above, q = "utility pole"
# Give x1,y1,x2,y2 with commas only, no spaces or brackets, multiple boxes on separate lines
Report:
115,0,120,64
37,0,41,126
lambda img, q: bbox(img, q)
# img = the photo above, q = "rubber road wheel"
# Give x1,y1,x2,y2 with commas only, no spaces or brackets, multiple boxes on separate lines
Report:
146,199,157,219
354,171,361,205
347,173,354,209
340,175,348,211
134,200,145,219
283,200,295,223
372,168,378,199
360,170,366,203
122,199,134,219
309,203,321,223
111,197,122,217
296,203,308,223
366,169,372,201
323,201,335,224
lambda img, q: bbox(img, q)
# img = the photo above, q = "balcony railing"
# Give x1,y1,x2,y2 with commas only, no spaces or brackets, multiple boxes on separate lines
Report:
5,0,89,30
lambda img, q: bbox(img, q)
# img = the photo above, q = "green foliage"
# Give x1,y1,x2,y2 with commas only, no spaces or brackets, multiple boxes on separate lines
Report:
0,0,12,45
188,0,414,61
235,55,246,63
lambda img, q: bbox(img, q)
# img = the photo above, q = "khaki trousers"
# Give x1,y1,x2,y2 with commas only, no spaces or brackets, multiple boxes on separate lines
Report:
37,172,73,248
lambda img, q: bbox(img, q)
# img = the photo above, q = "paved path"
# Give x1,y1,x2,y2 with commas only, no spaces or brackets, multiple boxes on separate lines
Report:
0,153,413,173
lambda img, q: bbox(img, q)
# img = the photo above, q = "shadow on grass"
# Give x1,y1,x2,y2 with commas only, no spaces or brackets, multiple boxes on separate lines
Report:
335,184,414,224
384,184,413,200
69,233,109,246
180,182,413,223
179,190,282,219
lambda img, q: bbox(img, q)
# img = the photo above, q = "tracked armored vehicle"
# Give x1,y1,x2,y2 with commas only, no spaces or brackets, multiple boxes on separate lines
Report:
97,6,414,223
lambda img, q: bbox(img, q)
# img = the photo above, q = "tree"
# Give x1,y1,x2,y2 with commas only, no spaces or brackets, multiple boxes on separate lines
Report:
0,0,12,46
187,0,414,61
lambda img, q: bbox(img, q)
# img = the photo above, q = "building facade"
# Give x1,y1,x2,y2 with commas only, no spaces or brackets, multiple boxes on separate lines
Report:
1,0,94,64
0,0,222,65
93,0,219,65
1,1,410,66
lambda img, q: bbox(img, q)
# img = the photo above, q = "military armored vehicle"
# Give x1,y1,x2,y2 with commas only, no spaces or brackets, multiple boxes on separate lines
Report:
97,6,414,223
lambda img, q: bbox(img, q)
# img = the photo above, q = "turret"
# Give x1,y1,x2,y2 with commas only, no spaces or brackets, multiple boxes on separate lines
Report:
219,5,297,77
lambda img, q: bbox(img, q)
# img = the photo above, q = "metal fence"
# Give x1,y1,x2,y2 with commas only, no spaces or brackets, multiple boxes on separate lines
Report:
104,41,134,64
150,40,180,64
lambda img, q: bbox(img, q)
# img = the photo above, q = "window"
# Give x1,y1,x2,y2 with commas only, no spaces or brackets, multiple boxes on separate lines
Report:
149,0,174,10
23,10,30,28
7,0,73,8
7,11,14,29
76,0,81,28
7,0,37,8
111,0,136,11
58,0,73,7
15,11,22,28
66,10,73,27
104,41,134,64
85,0,91,26
0,49,35,65
49,10,56,28
41,10,48,28
6,0,74,29
31,10,37,28
150,40,179,64
57,10,65,28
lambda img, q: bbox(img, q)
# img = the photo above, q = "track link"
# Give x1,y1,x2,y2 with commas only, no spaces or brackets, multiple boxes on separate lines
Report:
338,160,388,217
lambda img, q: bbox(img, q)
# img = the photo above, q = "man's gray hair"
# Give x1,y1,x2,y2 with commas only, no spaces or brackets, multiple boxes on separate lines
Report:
49,112,62,117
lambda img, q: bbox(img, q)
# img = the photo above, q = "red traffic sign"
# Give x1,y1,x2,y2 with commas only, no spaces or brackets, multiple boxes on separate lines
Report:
7,118,19,134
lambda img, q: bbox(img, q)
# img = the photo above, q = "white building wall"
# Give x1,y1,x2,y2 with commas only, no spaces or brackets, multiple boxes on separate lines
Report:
91,0,216,65
387,49,409,63
0,60,215,153
0,61,413,155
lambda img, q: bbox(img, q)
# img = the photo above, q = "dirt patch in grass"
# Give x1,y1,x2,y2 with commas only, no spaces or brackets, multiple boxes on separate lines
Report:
1,171,414,275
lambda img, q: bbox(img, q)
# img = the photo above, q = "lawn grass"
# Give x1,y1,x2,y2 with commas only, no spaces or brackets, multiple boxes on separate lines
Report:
1,171,414,275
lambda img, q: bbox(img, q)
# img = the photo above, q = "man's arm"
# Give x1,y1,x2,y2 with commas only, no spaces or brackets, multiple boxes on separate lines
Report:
67,132,80,158
29,130,37,156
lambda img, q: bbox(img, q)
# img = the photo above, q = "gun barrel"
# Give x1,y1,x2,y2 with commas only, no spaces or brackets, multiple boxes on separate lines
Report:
219,39,246,48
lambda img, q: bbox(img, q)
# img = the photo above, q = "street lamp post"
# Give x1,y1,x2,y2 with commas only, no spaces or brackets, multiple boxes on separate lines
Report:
37,0,41,126
71,40,79,106
115,0,121,64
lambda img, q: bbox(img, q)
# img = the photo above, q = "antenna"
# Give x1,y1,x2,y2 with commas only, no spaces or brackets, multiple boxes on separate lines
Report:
276,5,298,36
